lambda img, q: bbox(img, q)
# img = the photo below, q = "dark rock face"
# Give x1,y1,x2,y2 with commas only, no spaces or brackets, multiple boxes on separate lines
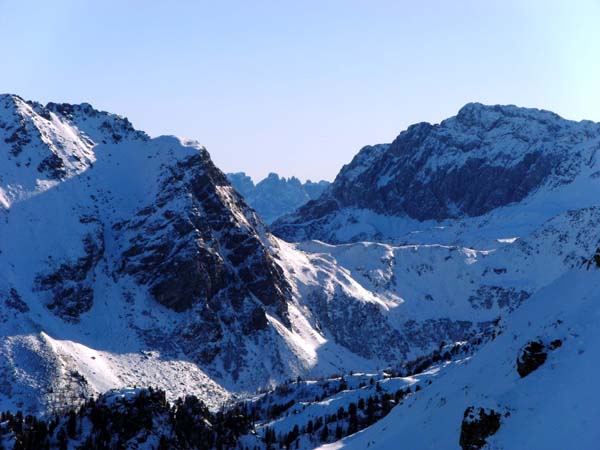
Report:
516,339,561,378
118,151,291,320
0,96,48,180
109,146,296,378
37,152,67,179
586,247,600,269
2,117,31,157
35,224,105,322
516,340,547,377
402,318,481,351
459,406,502,450
273,103,600,242
244,306,269,334
307,290,487,362
308,290,409,361
469,286,530,311
4,288,29,313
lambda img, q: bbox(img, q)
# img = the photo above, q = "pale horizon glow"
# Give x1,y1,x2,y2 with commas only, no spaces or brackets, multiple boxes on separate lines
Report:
1,0,599,182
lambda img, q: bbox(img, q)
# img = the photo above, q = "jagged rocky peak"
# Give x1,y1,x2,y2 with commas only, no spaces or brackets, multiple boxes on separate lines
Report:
262,172,301,186
273,103,600,242
0,93,28,111
0,94,149,208
0,94,147,154
328,103,600,220
114,144,292,321
42,100,148,144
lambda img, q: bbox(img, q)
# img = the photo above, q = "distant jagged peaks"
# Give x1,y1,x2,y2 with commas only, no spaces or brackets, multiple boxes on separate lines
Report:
227,171,330,224
227,171,255,196
272,103,600,243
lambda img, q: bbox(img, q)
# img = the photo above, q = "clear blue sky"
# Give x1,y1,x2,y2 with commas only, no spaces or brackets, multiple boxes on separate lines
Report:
1,1,599,181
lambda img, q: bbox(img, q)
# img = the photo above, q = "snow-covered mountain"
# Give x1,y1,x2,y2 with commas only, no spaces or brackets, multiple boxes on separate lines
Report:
0,95,515,417
0,94,294,412
273,103,600,245
255,103,600,450
3,95,600,450
227,172,329,223
2,94,381,414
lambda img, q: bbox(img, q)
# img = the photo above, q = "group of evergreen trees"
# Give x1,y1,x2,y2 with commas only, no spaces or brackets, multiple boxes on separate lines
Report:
259,386,415,449
0,372,425,449
0,388,252,450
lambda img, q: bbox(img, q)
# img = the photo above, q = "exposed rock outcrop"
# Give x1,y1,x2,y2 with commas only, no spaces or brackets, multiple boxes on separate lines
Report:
459,406,503,450
516,339,562,378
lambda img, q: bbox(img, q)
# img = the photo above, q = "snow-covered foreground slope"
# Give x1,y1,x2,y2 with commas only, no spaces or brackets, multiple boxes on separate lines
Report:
319,265,600,450
5,256,598,450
